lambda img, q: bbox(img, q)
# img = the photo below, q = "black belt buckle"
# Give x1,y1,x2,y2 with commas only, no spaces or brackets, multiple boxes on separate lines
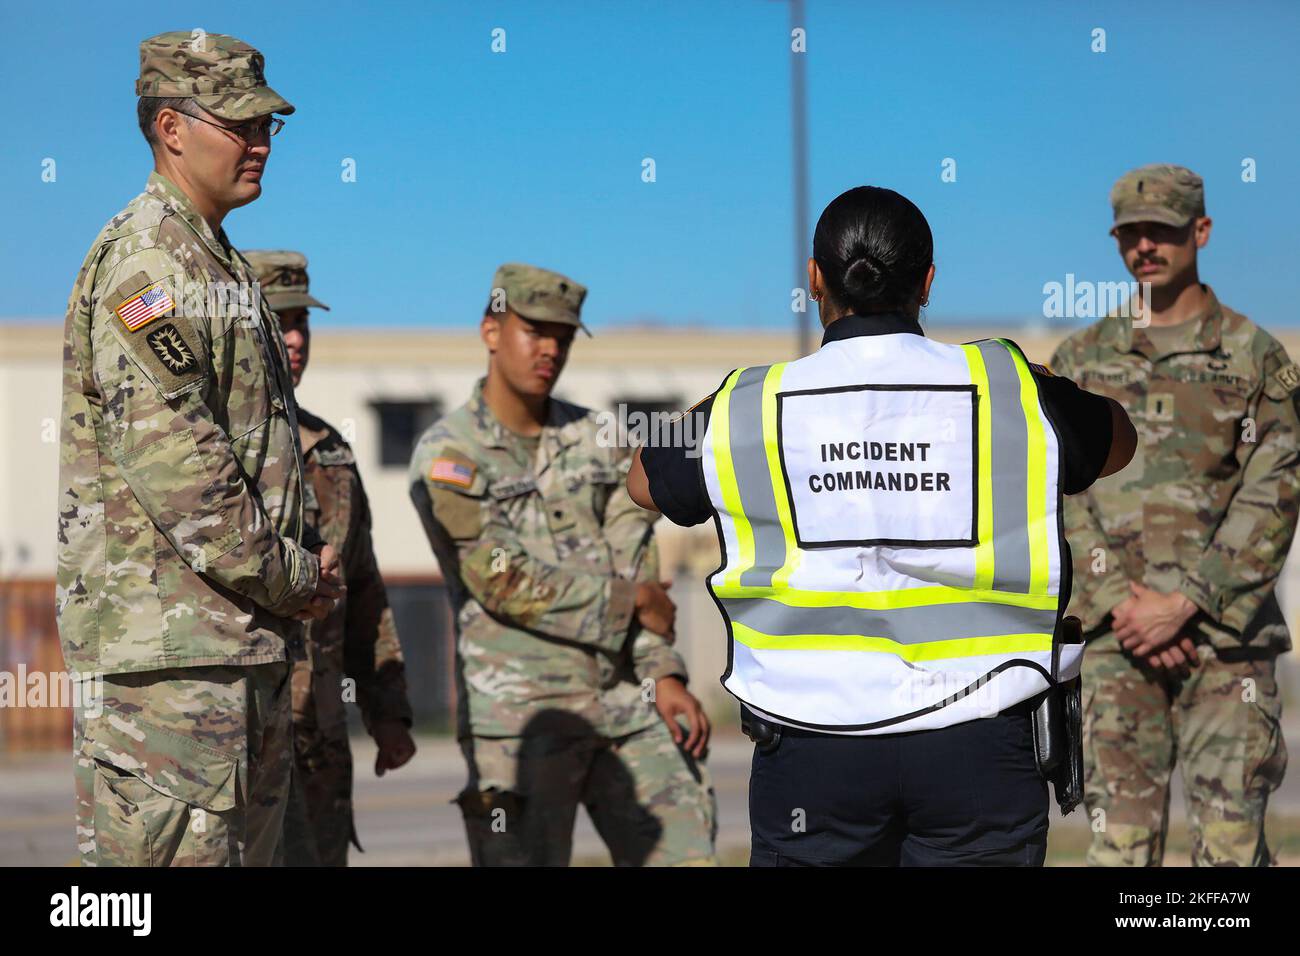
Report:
740,704,783,754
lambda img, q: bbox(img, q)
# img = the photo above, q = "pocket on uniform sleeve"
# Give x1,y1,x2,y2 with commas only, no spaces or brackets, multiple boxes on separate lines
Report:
427,458,488,541
120,429,242,568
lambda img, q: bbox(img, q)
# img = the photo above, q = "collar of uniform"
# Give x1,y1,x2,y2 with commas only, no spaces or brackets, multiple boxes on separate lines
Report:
296,406,332,457
821,312,924,346
467,378,512,451
467,376,583,468
1110,284,1223,357
466,376,558,453
145,171,234,268
537,399,585,479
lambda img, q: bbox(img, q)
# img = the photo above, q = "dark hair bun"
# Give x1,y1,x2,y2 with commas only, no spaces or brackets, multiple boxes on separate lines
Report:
841,254,888,302
811,186,933,317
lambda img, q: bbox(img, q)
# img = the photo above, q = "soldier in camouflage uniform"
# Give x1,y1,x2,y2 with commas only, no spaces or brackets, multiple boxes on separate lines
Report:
56,32,343,866
408,264,717,866
244,250,417,866
1052,165,1297,866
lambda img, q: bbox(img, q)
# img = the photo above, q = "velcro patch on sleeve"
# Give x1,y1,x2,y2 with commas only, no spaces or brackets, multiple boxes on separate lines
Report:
429,485,482,539
120,316,205,399
1274,361,1300,394
144,323,198,374
112,273,176,332
430,456,476,488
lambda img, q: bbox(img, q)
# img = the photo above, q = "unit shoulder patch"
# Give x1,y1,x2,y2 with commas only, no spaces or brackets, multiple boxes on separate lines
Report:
1273,361,1300,394
116,314,205,399
1262,352,1300,401
145,323,197,374
428,484,483,540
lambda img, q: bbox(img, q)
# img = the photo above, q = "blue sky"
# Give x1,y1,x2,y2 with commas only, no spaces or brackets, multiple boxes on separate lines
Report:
3,0,1297,330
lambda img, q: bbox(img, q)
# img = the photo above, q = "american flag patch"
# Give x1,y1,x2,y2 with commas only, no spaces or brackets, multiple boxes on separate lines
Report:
430,457,475,488
115,282,175,331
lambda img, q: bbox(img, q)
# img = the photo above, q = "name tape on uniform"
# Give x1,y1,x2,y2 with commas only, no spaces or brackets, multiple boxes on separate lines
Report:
778,384,977,548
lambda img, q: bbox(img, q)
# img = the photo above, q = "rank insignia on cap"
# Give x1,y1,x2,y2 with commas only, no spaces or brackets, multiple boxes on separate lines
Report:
145,323,197,374
430,457,476,488
115,281,175,331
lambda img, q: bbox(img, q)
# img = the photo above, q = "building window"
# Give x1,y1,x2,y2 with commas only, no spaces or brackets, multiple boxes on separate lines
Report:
610,395,685,420
608,395,686,449
371,399,442,467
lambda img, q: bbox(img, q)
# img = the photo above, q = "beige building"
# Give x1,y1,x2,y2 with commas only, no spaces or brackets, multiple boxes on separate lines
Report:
3,321,1297,743
0,320,1114,579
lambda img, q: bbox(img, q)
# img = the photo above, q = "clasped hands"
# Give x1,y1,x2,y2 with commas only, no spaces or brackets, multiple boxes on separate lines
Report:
1112,581,1200,675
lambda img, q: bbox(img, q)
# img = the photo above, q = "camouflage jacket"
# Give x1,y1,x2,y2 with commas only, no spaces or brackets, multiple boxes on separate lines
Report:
56,173,319,676
408,379,688,739
294,408,412,748
1051,286,1300,651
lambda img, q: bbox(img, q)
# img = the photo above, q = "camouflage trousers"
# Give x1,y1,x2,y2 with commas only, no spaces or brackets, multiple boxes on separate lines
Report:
280,732,357,867
458,716,717,866
1082,635,1287,866
73,662,293,867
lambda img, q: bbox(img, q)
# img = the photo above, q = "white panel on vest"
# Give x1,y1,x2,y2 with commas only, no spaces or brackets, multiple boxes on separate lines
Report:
777,383,978,548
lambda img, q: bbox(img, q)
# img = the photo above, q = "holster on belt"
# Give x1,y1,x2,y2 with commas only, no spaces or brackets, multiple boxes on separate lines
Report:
740,704,782,754
455,787,524,820
1031,615,1085,815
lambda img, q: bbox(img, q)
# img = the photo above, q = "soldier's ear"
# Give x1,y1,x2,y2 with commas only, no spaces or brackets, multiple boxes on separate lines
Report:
1193,216,1212,250
154,107,189,156
481,312,501,352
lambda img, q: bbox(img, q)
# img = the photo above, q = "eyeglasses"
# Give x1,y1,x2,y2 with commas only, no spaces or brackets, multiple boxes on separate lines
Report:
180,109,284,144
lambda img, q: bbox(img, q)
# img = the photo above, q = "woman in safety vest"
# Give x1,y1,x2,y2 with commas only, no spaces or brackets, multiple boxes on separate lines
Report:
629,185,1135,866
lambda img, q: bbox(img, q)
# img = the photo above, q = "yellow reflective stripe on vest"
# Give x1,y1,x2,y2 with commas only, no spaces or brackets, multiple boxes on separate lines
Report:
732,622,1053,659
710,340,1054,614
711,348,1037,610
760,363,800,589
961,344,996,590
711,368,752,589
712,581,1059,610
1001,339,1051,595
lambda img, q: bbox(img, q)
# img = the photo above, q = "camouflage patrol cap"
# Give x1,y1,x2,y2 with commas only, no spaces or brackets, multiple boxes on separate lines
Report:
243,250,329,312
136,31,294,121
1110,164,1205,232
492,263,590,336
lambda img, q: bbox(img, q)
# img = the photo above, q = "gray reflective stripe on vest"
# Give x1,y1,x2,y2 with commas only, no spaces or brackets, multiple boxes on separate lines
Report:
724,365,787,587
719,597,1057,644
720,340,1037,594
975,340,1032,593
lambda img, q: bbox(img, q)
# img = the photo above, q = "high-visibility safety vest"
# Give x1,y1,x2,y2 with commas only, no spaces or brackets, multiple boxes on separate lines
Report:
702,332,1078,735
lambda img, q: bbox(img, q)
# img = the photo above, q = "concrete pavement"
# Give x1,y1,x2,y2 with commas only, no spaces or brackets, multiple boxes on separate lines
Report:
3,723,1295,867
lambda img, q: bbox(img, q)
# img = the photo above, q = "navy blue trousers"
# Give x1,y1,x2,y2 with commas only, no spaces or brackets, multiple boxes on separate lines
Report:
748,701,1049,866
